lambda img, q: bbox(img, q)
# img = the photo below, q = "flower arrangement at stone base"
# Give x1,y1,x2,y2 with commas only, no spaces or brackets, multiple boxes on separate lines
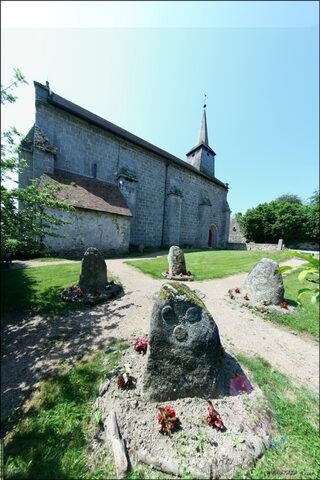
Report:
228,286,295,316
206,400,225,431
230,375,253,396
60,281,122,305
228,258,296,315
156,405,180,434
134,337,148,355
278,299,289,309
60,247,122,305
162,246,194,281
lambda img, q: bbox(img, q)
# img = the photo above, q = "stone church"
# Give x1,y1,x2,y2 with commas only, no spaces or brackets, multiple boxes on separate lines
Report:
19,81,231,255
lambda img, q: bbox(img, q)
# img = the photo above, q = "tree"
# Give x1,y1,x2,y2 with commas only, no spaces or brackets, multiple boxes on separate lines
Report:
308,189,319,206
1,69,72,257
275,193,303,205
239,199,315,244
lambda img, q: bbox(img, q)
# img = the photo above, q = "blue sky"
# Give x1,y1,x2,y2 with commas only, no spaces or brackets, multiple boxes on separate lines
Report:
2,1,319,214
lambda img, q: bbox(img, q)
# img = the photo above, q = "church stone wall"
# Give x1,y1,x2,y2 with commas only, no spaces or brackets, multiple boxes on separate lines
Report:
164,164,229,248
34,100,167,247
19,149,33,189
44,208,130,257
32,84,229,250
35,102,119,184
117,142,166,246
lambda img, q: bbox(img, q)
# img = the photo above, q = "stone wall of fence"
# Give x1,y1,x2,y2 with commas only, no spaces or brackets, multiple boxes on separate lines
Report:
228,241,319,252
227,242,280,251
286,242,319,251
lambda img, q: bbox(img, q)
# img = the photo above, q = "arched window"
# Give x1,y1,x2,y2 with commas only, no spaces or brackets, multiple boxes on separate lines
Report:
92,163,97,178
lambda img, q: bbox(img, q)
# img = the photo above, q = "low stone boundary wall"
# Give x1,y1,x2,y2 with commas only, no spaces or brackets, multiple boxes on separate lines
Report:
227,242,279,251
228,241,319,252
287,242,319,251
227,243,248,250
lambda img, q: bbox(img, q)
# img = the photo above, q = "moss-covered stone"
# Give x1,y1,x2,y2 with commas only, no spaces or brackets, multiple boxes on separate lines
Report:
159,282,208,312
144,282,222,401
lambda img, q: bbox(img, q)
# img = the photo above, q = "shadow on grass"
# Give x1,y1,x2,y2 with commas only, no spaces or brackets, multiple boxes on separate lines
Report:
1,267,84,318
1,267,130,421
2,339,122,480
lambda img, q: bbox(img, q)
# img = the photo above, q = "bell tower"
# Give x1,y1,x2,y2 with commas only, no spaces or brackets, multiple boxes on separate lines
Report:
186,103,216,178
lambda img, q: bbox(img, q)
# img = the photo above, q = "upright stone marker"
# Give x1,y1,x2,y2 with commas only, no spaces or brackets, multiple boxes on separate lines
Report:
143,282,222,401
79,247,107,293
243,258,284,305
168,246,187,276
277,239,284,251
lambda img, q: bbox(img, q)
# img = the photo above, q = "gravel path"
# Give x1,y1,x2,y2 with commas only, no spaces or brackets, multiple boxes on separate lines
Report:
1,256,318,420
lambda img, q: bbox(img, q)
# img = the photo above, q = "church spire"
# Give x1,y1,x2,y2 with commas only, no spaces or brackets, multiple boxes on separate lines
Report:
197,107,209,146
185,100,216,178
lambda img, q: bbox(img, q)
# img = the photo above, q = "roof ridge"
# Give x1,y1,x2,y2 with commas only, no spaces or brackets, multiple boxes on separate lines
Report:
34,81,227,190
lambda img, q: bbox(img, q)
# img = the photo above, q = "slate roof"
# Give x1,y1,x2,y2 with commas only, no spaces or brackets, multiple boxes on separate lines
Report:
34,81,228,190
41,170,132,217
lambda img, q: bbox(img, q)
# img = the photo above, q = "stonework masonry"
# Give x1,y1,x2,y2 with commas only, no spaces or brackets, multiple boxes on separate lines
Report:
20,82,231,254
44,208,130,256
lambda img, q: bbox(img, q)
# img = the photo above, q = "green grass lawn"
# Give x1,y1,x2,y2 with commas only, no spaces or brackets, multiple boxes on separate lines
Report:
233,355,320,480
259,268,319,338
1,263,83,316
126,250,292,280
2,341,126,480
2,345,319,480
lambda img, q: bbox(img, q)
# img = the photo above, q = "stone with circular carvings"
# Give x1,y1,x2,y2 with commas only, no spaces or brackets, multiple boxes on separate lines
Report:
143,282,222,401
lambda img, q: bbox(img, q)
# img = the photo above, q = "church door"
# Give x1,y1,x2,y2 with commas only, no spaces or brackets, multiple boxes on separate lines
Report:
208,229,212,247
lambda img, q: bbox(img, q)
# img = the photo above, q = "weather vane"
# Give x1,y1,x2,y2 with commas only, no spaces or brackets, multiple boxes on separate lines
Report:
203,93,207,109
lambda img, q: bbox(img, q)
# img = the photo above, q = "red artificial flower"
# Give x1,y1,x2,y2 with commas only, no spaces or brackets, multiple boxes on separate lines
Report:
279,300,289,309
117,372,135,390
76,288,84,298
243,294,250,301
134,337,148,355
206,400,224,431
230,375,253,396
156,405,179,434
235,288,241,294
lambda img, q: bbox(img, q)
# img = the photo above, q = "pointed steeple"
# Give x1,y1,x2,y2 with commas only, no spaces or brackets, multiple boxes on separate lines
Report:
197,108,209,146
186,104,216,178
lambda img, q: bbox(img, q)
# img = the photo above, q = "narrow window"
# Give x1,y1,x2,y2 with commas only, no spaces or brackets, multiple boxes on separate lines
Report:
92,163,97,178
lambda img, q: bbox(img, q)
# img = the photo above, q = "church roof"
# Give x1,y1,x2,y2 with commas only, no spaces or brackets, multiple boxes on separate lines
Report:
41,170,132,217
34,82,227,190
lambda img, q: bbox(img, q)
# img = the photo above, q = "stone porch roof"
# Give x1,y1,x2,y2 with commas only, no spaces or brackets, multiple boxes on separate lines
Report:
42,169,132,217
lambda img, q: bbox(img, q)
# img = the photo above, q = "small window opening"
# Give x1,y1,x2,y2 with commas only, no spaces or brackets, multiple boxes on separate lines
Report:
92,163,97,178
